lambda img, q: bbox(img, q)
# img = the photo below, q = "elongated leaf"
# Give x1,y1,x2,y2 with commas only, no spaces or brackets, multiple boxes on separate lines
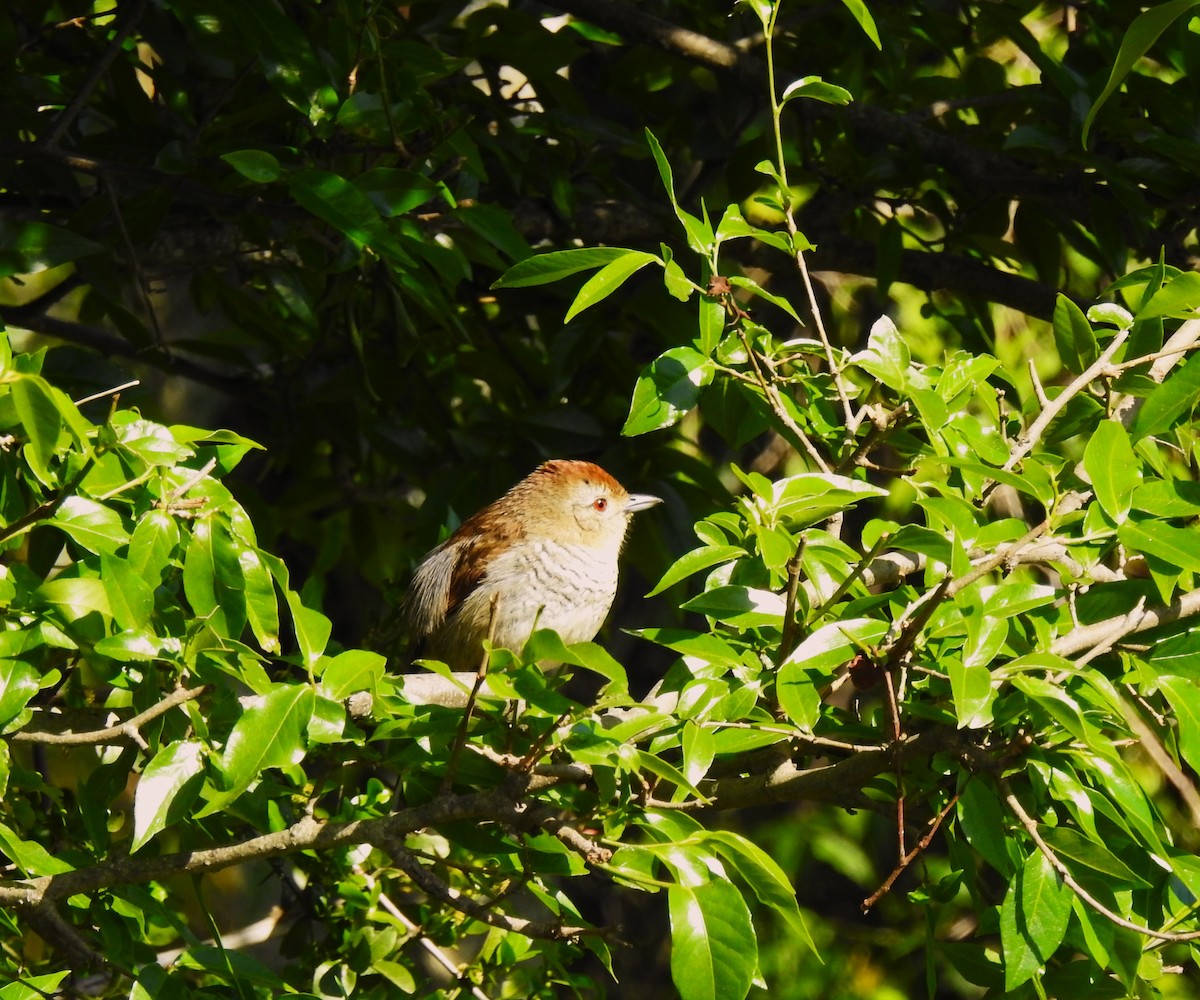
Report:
131,740,206,852
1118,518,1200,573
1082,0,1200,146
564,251,658,322
199,684,315,815
11,376,61,486
0,660,39,731
0,820,74,875
648,544,745,597
837,0,881,48
703,830,818,956
780,75,852,105
221,149,282,183
1130,352,1200,441
1083,420,1141,521
100,553,155,631
319,649,385,701
1019,849,1072,962
682,586,786,627
645,128,714,253
623,347,716,436
492,247,632,288
668,880,757,1000
53,496,129,555
949,659,996,728
0,220,103,278
1052,294,1098,374
1157,676,1200,774
1139,271,1200,319
128,510,180,588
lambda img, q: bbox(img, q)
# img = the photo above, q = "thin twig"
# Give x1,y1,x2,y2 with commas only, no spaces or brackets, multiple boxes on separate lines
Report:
0,460,95,546
353,863,491,1000
13,686,206,746
989,326,1131,498
385,840,599,941
1001,776,1200,943
1118,697,1200,830
777,541,807,665
861,792,960,911
441,594,501,792
74,379,141,407
39,0,150,149
881,668,907,860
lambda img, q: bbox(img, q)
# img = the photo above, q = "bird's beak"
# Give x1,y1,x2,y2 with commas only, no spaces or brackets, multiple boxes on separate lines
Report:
625,493,664,513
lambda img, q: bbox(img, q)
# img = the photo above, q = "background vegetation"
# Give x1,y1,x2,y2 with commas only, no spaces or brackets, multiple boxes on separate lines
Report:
3,0,1200,997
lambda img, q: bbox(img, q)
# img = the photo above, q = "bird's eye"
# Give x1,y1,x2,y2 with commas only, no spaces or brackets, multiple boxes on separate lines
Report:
592,497,608,512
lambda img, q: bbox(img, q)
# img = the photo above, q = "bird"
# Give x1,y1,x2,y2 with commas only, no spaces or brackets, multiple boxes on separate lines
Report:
399,460,662,671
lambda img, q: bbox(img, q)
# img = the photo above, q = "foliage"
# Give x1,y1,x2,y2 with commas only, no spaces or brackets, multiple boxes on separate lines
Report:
3,0,1200,998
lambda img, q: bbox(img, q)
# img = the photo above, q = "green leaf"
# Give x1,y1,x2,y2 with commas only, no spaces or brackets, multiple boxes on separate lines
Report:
287,168,383,248
1157,676,1200,774
702,830,819,957
1038,826,1151,887
713,204,791,253
849,315,913,391
523,630,629,694
1052,294,1099,374
780,75,853,105
681,586,785,627
355,167,438,216
1082,0,1200,147
1018,849,1072,962
131,740,206,852
37,577,111,621
0,819,74,875
239,545,280,654
1000,870,1042,991
220,149,282,183
128,510,180,589
0,971,70,998
199,684,315,815
726,275,802,322
663,257,694,302
681,721,716,786
1130,352,1200,441
957,777,1014,877
492,247,633,288
1118,518,1200,574
668,880,757,1000
100,553,155,631
645,128,714,254
10,375,62,485
1139,271,1200,319
837,0,882,48
697,295,726,356
0,220,104,278
564,250,659,322
319,649,385,701
648,544,745,596
623,347,716,436
52,496,129,555
0,660,39,731
948,659,995,728
183,519,246,639
1083,420,1141,521
1131,479,1200,517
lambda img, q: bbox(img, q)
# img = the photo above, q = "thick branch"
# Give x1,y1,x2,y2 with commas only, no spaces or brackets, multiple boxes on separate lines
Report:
1051,587,1200,658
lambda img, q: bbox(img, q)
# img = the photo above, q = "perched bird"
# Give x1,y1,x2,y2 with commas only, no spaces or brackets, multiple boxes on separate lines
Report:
400,460,662,671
